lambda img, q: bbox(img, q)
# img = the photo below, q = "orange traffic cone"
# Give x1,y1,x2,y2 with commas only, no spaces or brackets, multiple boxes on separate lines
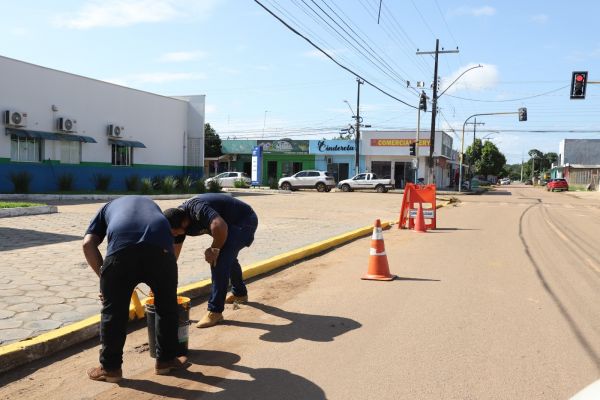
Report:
414,203,427,233
362,219,395,281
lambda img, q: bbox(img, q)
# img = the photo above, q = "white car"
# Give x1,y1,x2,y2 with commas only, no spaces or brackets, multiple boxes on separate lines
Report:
205,172,251,188
500,178,511,185
278,170,336,192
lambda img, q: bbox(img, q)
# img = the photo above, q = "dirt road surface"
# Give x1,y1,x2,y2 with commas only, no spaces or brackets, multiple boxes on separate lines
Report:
1,186,599,399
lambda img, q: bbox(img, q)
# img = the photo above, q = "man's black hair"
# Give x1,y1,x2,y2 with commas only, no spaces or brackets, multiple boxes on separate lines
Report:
163,208,186,229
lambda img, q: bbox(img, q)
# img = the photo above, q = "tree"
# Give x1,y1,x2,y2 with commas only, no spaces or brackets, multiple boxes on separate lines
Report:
465,138,483,167
475,141,506,176
204,123,222,157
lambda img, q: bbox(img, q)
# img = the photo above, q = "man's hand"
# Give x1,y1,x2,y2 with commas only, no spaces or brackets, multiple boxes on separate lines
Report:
204,247,220,266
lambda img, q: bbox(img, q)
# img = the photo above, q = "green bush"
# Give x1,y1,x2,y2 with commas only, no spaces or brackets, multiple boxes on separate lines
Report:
194,178,207,194
180,175,194,193
162,176,178,194
125,175,140,192
57,173,74,191
92,173,111,192
9,171,32,193
140,178,153,194
151,175,163,192
207,179,222,193
234,178,249,189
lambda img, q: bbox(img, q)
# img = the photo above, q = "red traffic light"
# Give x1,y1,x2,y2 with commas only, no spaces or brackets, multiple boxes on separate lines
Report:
570,71,588,99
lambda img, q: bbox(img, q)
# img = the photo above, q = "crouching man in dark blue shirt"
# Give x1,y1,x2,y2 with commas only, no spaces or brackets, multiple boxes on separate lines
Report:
83,196,189,382
163,193,258,329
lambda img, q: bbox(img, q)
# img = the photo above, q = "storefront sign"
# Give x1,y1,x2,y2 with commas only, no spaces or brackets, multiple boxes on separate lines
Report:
258,139,309,154
310,140,355,154
370,139,430,147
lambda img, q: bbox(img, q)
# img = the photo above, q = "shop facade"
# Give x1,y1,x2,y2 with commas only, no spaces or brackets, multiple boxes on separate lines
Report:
309,139,361,182
361,130,453,189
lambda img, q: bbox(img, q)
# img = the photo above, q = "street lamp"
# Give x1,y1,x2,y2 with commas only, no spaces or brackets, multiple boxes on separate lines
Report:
459,109,526,192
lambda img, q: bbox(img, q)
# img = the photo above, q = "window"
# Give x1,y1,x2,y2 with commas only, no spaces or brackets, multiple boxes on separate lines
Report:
308,171,320,177
112,144,133,166
10,135,41,162
295,171,307,177
60,141,81,164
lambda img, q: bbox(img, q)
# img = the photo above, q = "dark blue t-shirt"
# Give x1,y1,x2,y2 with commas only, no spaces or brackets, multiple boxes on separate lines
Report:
175,194,256,243
86,196,174,256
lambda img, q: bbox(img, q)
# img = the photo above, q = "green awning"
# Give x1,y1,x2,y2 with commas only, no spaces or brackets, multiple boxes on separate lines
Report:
6,128,97,143
108,138,146,148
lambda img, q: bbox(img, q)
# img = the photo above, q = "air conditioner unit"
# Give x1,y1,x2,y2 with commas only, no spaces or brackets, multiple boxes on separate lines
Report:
107,124,123,136
3,110,28,127
57,117,76,132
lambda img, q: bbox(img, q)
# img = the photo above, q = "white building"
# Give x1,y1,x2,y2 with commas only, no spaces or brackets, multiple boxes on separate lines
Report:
0,55,205,192
361,130,454,188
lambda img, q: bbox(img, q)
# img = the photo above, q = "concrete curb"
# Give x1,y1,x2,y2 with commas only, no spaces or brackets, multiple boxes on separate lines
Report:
0,205,58,218
0,221,392,374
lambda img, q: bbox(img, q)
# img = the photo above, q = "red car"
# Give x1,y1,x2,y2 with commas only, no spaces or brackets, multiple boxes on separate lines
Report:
546,178,569,192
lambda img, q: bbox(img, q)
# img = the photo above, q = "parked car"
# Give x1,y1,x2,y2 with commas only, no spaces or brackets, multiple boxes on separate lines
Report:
546,178,568,192
337,173,393,193
278,170,336,192
524,179,533,185
205,172,251,188
499,178,511,185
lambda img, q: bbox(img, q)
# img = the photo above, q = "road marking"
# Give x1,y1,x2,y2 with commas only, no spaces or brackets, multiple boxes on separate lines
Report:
543,214,600,274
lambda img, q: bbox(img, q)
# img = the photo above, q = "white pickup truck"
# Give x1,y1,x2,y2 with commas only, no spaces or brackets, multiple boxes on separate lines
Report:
337,173,394,193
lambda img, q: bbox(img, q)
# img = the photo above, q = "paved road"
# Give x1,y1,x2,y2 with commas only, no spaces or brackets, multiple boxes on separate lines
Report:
0,191,404,344
1,186,599,399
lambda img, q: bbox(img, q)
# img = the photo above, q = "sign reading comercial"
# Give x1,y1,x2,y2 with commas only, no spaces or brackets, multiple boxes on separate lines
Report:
370,139,430,147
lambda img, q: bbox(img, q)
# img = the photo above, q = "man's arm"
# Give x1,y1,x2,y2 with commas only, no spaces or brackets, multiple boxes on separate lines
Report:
173,242,183,260
82,233,104,277
205,216,228,265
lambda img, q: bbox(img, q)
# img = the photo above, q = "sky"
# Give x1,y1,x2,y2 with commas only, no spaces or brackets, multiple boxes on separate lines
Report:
2,0,600,164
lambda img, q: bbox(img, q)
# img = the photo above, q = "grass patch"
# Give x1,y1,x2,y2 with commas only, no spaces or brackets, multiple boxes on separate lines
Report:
0,201,45,209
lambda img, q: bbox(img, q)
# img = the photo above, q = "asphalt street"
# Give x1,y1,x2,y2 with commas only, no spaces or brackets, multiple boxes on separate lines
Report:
0,186,599,399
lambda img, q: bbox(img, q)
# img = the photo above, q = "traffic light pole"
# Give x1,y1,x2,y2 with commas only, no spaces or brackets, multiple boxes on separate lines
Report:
459,111,520,192
415,106,421,183
416,39,459,185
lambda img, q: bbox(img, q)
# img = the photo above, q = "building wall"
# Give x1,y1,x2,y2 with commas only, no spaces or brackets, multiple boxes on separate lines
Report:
561,139,600,165
0,55,204,192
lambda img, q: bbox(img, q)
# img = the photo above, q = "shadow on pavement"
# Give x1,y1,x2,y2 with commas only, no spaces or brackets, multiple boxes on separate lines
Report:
0,227,81,251
432,228,479,231
224,302,361,343
394,276,441,282
483,190,512,195
116,363,326,400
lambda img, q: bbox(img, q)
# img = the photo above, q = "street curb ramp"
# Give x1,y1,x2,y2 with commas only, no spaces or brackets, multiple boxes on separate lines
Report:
0,221,392,374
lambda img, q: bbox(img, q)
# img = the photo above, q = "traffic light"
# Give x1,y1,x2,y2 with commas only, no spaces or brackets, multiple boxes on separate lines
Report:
570,71,588,99
419,91,427,111
409,142,416,156
518,107,527,122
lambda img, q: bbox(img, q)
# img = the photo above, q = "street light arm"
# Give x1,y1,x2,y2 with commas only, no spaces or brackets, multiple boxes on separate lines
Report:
438,64,482,98
343,100,355,116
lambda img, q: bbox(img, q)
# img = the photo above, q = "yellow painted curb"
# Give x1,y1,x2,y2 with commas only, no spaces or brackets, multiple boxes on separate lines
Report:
0,221,392,374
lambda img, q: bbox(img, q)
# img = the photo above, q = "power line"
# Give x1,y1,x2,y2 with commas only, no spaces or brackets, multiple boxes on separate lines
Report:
254,0,418,109
445,85,569,102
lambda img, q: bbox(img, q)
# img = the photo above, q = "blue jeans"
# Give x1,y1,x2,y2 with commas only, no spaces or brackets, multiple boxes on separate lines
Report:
99,243,178,369
208,212,258,313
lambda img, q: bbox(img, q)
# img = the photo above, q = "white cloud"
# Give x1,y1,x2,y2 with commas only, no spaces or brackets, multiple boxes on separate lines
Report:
53,0,218,29
452,6,496,17
531,14,548,23
440,63,499,94
158,51,205,63
105,71,206,85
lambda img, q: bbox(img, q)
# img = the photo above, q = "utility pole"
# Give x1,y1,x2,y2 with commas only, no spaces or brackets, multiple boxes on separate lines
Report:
355,78,364,175
416,39,459,184
465,118,485,179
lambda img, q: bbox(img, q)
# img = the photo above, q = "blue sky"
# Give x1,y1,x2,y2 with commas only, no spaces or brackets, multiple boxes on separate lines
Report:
2,0,599,163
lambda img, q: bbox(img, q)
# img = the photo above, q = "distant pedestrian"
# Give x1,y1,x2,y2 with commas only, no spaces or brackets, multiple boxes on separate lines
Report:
163,193,258,328
83,196,189,382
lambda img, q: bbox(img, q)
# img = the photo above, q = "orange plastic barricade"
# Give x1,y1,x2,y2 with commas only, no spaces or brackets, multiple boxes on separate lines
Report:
398,183,437,230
